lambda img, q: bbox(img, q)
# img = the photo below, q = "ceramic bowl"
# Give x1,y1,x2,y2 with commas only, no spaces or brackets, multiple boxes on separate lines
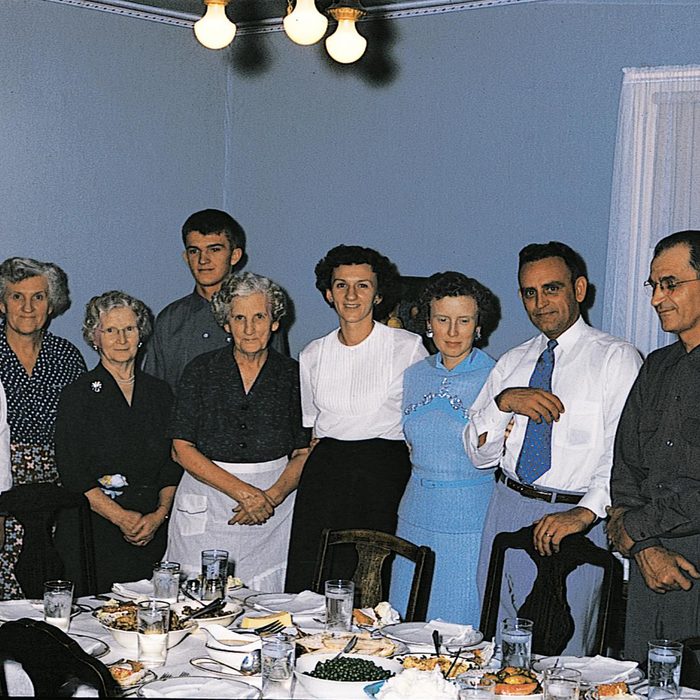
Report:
97,619,197,654
170,600,243,630
294,652,403,700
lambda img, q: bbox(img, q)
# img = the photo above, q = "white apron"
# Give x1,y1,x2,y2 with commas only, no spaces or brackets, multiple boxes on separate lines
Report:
166,457,294,592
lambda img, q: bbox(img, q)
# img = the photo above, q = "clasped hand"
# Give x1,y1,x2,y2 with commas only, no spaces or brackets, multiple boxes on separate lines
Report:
120,509,160,547
229,483,276,526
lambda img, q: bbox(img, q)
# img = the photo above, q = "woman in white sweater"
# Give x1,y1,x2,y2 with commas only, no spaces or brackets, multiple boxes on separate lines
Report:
285,245,427,592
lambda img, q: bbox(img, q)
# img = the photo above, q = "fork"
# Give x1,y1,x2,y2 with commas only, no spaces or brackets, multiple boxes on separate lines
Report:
256,620,286,636
159,672,173,680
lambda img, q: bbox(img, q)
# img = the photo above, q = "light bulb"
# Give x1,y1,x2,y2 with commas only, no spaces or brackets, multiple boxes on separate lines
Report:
194,1,237,50
325,18,366,63
284,0,328,45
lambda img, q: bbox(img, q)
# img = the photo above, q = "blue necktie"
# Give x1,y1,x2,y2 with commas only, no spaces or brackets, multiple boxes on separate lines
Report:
515,339,558,484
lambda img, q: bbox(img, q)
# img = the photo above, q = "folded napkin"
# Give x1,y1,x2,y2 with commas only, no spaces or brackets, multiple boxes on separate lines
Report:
141,678,259,698
112,579,154,599
425,620,480,646
255,590,325,615
543,656,638,684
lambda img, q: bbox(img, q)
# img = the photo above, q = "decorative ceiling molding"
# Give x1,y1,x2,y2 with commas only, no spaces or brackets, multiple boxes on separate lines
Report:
39,0,542,34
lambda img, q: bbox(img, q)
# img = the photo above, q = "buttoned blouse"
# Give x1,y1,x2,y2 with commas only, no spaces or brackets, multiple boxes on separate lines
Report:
168,347,309,462
466,317,642,517
300,322,428,441
0,323,86,445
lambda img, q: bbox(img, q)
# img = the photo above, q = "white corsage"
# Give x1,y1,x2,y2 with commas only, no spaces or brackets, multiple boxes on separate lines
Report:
98,473,128,499
91,381,102,393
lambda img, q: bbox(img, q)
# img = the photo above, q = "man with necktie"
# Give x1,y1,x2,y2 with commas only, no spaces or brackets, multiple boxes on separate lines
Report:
465,241,642,655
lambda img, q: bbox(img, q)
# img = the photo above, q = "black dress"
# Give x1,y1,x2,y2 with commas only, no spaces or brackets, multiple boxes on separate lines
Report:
54,364,182,594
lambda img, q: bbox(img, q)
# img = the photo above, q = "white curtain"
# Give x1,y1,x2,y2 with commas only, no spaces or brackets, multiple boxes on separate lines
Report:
603,65,700,357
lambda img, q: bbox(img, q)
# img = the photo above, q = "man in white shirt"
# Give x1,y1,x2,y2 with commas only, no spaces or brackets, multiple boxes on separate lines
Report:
465,241,641,655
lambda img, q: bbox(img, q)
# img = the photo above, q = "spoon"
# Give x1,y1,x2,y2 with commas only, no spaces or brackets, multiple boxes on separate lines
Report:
190,652,260,676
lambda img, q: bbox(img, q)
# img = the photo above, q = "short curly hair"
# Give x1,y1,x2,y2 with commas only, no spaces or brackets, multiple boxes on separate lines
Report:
419,271,501,348
82,290,153,348
314,245,401,320
211,272,288,327
0,257,71,319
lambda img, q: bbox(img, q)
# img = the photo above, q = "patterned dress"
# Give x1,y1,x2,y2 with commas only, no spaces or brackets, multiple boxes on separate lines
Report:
389,349,495,625
0,323,86,599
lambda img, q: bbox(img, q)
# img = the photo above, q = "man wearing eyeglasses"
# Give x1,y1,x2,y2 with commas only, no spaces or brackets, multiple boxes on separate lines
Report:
609,230,700,663
466,241,642,656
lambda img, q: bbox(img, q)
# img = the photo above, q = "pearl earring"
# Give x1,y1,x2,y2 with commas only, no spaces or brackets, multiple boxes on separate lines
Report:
426,326,434,338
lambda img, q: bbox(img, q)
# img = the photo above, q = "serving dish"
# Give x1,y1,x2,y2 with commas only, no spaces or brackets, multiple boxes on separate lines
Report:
295,652,403,700
382,622,483,650
169,600,243,629
95,618,196,654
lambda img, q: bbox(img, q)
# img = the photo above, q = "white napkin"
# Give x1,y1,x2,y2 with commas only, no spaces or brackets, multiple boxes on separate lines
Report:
70,634,104,656
112,579,154,599
425,620,480,646
545,656,638,684
0,600,42,621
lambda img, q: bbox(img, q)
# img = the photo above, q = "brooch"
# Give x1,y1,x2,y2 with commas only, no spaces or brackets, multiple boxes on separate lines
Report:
91,381,102,393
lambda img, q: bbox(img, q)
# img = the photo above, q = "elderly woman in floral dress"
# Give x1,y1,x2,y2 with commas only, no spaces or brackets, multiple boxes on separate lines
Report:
0,257,86,599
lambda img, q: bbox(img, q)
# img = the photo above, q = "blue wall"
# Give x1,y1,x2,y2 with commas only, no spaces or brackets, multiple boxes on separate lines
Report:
3,0,700,359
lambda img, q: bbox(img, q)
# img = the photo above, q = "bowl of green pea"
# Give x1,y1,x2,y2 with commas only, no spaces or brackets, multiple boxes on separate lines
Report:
294,652,403,699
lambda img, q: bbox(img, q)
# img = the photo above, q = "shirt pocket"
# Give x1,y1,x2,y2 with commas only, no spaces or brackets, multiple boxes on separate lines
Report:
562,400,600,450
174,493,208,537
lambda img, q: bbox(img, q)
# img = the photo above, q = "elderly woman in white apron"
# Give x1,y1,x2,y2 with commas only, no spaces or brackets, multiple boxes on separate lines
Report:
166,272,310,591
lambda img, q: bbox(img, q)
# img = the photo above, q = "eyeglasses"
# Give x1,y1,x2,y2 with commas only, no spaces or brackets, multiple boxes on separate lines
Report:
643,278,700,296
96,325,138,336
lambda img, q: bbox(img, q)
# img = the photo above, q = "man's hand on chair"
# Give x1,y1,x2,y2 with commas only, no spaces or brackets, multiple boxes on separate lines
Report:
532,507,596,556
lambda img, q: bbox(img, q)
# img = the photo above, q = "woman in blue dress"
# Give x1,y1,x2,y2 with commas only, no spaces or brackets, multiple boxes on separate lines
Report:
390,271,501,625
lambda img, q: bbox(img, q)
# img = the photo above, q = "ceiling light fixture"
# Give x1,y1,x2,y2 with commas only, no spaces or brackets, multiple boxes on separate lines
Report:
325,0,367,64
283,0,328,46
194,0,237,50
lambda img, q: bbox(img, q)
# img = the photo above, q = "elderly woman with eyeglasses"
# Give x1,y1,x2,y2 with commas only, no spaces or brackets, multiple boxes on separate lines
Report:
54,291,181,593
0,257,86,599
165,272,310,591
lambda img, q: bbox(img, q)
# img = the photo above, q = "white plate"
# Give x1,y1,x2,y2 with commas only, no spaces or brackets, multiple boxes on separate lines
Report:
244,592,324,615
381,622,483,650
137,675,261,698
532,657,643,686
27,601,83,619
108,665,157,690
70,633,110,659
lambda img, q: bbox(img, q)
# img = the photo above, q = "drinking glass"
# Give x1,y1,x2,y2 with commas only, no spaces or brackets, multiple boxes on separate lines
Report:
324,579,354,634
152,561,180,603
200,549,229,601
262,633,295,682
137,599,170,668
43,580,74,632
648,640,683,700
456,675,496,700
543,667,581,700
500,618,533,669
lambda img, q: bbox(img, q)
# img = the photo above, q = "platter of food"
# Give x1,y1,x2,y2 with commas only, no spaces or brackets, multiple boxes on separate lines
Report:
169,600,243,629
92,600,196,652
584,682,643,700
395,653,487,679
297,631,404,657
483,666,542,696
107,660,156,690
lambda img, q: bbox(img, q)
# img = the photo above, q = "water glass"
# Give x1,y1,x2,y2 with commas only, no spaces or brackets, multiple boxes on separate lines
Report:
324,579,354,634
201,549,229,601
43,580,74,632
152,561,180,603
262,633,295,682
456,675,496,700
648,640,683,700
500,618,533,669
543,667,581,700
137,599,170,668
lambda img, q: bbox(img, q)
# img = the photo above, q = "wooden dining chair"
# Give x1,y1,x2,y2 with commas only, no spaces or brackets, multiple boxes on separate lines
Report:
311,528,435,622
480,524,624,657
0,618,118,697
0,483,97,599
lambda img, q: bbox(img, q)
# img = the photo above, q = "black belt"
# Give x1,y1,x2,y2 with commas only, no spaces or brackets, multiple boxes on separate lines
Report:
497,470,582,505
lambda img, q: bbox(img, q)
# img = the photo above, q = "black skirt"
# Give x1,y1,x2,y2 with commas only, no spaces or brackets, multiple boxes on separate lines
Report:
284,437,410,593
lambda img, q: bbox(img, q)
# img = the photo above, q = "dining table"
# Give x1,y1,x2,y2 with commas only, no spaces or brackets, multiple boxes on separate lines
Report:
2,587,700,699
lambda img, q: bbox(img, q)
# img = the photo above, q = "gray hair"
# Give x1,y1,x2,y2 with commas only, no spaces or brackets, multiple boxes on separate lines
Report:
0,257,71,318
211,272,288,327
82,290,153,348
